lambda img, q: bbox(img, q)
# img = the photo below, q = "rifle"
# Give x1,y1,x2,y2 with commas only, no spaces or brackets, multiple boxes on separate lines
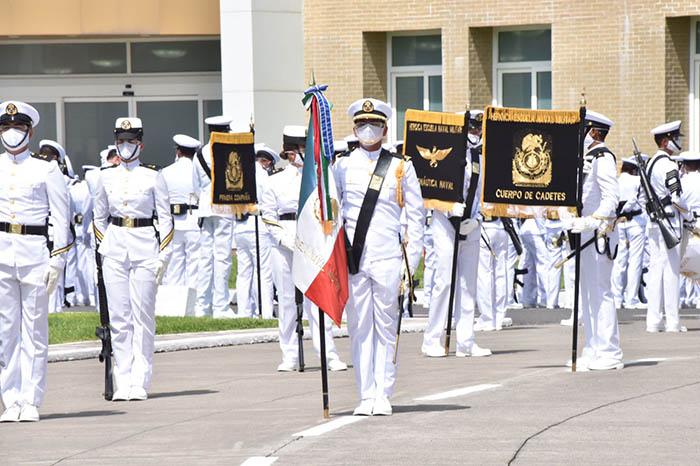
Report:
393,235,413,364
294,288,305,372
501,217,523,255
94,250,113,401
555,214,627,268
632,138,680,249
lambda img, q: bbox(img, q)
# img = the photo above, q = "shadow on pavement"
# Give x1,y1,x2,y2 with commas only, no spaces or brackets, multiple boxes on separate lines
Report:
42,410,126,421
491,349,537,355
149,389,218,399
393,404,469,414
624,360,661,368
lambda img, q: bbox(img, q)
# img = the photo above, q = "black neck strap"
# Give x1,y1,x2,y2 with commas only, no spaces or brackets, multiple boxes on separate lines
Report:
461,146,481,221
196,148,212,180
351,149,394,271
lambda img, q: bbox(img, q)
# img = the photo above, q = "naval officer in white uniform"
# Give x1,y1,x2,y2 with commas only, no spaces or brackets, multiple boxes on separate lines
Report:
0,101,72,422
93,117,174,401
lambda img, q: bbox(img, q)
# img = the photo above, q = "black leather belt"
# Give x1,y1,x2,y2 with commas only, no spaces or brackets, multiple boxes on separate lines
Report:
482,215,499,223
279,213,297,221
0,222,48,236
623,209,642,220
110,217,154,228
170,203,198,215
234,213,250,222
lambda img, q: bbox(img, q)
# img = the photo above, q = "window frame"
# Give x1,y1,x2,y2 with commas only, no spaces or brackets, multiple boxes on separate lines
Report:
690,18,700,151
386,30,443,142
492,26,552,110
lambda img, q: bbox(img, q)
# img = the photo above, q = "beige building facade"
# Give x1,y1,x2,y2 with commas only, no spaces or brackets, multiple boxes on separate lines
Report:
303,1,700,156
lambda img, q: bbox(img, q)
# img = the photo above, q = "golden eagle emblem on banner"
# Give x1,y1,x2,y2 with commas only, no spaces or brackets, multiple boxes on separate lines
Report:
512,133,552,187
417,145,453,168
225,150,244,191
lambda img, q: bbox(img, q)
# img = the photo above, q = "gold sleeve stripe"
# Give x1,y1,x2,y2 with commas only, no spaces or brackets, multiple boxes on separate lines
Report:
159,228,174,251
592,215,616,221
50,240,74,257
673,203,689,214
93,224,104,241
262,218,281,227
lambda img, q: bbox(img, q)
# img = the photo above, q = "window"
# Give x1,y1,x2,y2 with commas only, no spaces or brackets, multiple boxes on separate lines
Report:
494,28,552,110
27,102,58,155
388,33,442,141
692,19,700,151
0,38,221,76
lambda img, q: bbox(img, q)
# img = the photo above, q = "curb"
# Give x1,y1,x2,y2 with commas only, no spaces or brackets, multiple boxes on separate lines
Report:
48,318,429,363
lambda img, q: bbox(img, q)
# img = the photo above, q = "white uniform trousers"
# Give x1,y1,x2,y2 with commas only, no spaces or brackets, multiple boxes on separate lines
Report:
103,256,158,391
235,230,274,319
74,237,95,307
646,225,681,330
63,243,78,306
543,228,564,308
164,230,200,289
0,262,50,408
519,233,547,306
195,216,233,315
347,255,402,400
270,247,340,363
580,232,623,361
422,225,437,306
477,224,508,328
48,269,65,314
611,222,645,307
422,220,480,354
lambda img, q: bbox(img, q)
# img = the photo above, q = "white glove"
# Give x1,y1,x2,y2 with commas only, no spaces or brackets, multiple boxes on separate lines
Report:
280,235,296,251
155,251,170,286
43,264,62,295
250,206,260,216
459,218,479,236
449,202,466,218
568,216,602,234
582,153,594,176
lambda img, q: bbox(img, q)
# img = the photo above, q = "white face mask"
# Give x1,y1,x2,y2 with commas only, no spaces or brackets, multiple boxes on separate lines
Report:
1,127,29,151
583,132,596,150
668,138,682,154
467,133,481,148
356,124,384,146
117,141,140,161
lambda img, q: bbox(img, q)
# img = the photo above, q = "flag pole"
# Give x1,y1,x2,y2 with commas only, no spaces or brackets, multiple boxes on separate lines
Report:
318,308,330,419
571,90,587,372
444,104,470,355
250,116,263,319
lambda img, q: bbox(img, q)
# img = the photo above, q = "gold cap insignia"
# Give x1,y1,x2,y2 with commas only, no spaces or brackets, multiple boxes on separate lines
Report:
362,100,374,113
6,103,17,115
474,113,483,123
121,120,132,130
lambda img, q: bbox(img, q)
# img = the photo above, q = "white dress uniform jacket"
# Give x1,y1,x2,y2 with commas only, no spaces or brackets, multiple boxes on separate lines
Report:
93,159,173,392
334,147,423,402
0,148,72,409
68,179,95,306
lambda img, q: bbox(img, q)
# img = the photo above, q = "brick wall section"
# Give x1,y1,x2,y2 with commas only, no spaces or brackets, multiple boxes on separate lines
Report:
468,27,493,111
304,1,700,153
362,32,387,101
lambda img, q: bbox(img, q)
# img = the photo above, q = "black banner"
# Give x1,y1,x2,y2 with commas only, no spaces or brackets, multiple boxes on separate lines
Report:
210,131,257,208
403,110,467,210
481,106,580,217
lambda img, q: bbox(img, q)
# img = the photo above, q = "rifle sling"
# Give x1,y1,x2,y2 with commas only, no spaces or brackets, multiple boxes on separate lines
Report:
457,147,481,240
196,148,212,180
350,149,394,272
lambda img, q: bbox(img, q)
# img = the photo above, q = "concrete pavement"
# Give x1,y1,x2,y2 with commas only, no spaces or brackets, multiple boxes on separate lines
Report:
1,310,700,465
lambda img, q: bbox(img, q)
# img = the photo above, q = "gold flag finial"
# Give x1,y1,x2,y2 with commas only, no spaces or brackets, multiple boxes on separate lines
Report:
465,103,471,112
580,89,587,106
309,69,316,86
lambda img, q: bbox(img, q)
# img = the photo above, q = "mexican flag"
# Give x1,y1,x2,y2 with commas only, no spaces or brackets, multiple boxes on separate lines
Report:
292,85,349,327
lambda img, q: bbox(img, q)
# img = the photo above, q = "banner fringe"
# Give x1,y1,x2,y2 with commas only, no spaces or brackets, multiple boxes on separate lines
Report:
404,109,465,128
212,203,257,215
424,199,457,212
481,202,577,219
211,131,255,145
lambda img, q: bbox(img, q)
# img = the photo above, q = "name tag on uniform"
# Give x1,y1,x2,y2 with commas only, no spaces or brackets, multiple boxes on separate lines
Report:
368,174,384,191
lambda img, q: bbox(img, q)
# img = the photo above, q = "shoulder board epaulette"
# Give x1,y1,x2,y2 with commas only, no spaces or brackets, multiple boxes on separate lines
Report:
142,164,160,171
269,167,284,175
391,152,404,159
30,152,50,162
336,150,351,158
100,164,118,170
589,146,616,162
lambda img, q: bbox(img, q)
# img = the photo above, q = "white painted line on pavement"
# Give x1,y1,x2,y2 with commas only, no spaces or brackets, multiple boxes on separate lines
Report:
414,383,501,402
292,416,365,437
240,456,278,466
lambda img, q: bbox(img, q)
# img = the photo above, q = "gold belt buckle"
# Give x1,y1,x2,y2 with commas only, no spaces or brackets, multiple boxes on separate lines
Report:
9,223,22,234
123,217,135,228
173,205,181,215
